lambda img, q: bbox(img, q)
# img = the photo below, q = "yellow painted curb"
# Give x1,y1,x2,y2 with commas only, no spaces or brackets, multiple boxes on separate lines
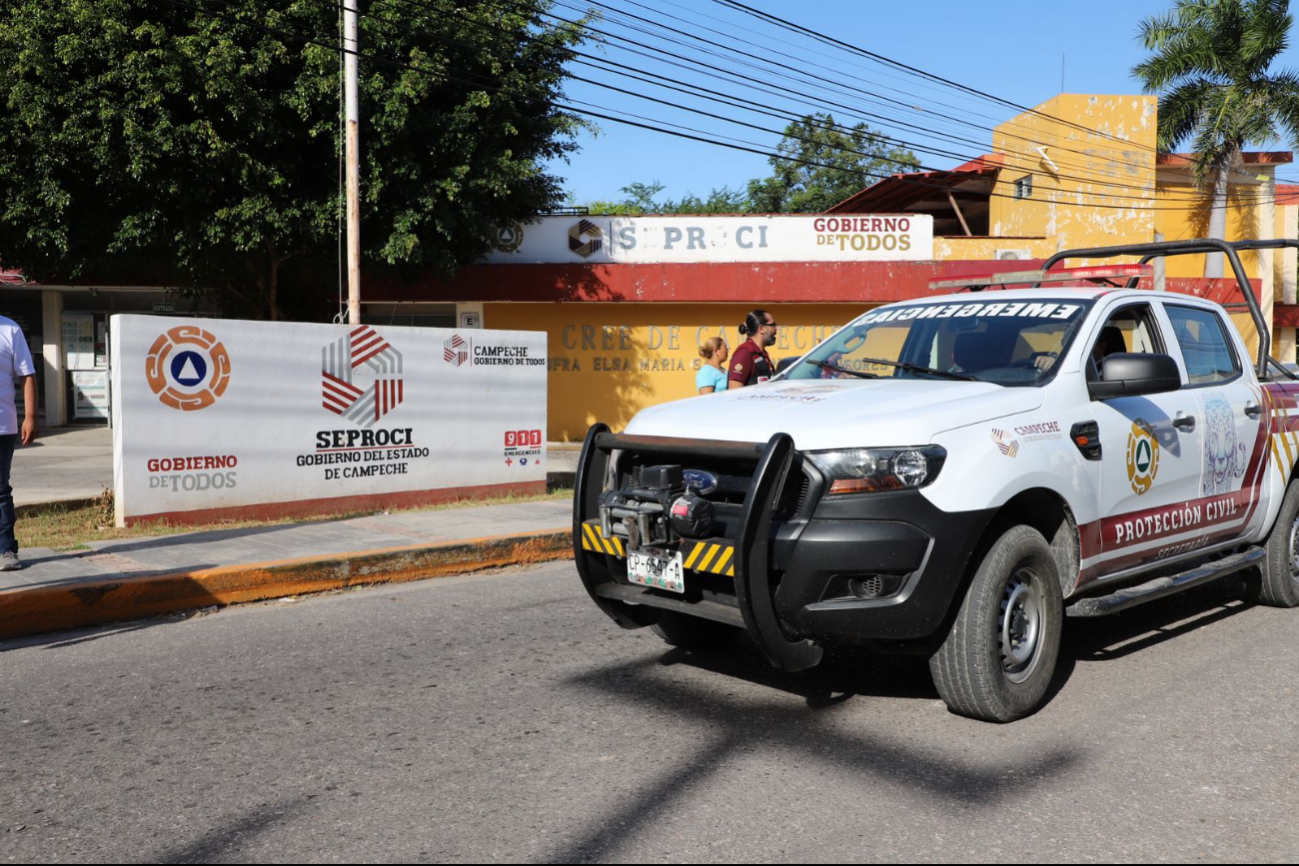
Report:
0,528,573,641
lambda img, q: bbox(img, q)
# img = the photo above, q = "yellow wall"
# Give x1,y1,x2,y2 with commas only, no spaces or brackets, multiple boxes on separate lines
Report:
485,303,868,441
989,95,1158,263
1154,169,1274,278
1275,199,1297,359
934,237,1053,260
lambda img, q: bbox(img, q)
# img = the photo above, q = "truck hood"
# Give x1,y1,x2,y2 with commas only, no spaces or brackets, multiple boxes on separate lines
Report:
624,378,1044,450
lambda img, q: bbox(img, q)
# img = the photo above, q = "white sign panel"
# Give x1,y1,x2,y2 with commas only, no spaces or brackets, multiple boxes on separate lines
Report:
72,370,110,420
484,214,934,264
111,315,547,526
63,313,96,370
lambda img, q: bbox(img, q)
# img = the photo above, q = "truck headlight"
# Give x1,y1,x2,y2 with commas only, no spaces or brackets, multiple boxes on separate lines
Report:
806,446,946,495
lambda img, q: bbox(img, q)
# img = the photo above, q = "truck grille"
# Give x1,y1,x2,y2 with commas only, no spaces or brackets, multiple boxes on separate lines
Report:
774,469,810,518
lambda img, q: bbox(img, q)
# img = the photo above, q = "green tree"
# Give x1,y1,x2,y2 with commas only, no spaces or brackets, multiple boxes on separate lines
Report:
746,113,920,214
669,186,749,214
584,180,748,214
0,0,586,319
1133,0,1299,276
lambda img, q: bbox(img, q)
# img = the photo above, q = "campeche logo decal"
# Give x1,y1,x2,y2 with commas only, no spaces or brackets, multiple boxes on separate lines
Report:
991,429,1019,458
322,326,404,428
1126,419,1160,495
568,219,603,258
444,334,470,367
146,326,231,411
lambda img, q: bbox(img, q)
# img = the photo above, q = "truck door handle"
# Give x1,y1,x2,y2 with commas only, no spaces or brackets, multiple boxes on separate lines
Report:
1173,413,1196,432
1245,401,1263,419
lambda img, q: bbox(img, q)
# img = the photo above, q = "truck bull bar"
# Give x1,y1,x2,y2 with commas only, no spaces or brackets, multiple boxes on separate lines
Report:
573,424,823,672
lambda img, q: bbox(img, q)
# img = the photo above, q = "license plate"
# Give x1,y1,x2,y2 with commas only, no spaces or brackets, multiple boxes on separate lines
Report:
627,550,685,594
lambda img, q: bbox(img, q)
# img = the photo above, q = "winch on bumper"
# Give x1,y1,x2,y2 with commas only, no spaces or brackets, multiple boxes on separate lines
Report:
573,424,994,672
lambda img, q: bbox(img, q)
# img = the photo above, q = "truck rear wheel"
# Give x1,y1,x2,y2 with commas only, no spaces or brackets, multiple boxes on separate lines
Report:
929,525,1063,723
650,612,740,650
1251,480,1299,607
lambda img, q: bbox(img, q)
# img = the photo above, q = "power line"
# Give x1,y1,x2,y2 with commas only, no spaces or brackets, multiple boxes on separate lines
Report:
713,0,1173,157
534,0,1179,192
509,0,1286,204
154,0,1294,213
367,0,1281,206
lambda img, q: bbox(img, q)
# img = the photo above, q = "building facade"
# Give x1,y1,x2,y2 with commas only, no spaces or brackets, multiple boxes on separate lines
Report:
4,94,1296,437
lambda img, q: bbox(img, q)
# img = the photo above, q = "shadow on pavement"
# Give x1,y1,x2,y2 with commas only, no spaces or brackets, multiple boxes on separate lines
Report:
147,797,310,863
656,635,937,706
555,653,1081,864
3,563,221,592
1064,575,1254,662
0,616,186,653
83,518,366,557
543,575,1260,861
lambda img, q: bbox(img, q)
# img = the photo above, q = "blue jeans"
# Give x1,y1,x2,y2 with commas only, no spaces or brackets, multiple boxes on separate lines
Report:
0,434,16,555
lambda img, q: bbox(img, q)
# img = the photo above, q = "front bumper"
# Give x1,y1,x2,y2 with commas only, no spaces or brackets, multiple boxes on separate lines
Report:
779,493,993,641
573,426,994,670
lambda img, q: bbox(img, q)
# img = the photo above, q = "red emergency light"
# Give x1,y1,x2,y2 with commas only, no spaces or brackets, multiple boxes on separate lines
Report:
928,264,1154,292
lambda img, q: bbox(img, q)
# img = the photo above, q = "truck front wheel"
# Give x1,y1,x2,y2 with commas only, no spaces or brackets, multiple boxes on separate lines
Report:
929,525,1064,723
1250,480,1299,607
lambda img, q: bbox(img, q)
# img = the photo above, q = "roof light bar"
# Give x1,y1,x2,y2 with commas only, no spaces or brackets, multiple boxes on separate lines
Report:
928,264,1153,292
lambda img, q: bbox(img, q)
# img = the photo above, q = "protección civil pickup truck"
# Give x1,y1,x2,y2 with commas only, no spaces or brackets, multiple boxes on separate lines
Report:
573,239,1299,722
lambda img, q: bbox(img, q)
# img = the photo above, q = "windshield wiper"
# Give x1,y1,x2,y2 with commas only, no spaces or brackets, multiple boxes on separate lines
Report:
806,360,879,379
857,357,979,382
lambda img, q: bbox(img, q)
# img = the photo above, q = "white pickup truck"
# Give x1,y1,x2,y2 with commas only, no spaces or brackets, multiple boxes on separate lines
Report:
573,239,1299,722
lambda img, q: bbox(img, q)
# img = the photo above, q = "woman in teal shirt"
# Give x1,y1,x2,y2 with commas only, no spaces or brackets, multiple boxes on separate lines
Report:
696,337,729,394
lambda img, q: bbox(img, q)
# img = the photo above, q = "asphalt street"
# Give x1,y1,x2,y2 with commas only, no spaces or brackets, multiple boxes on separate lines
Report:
1,561,1297,863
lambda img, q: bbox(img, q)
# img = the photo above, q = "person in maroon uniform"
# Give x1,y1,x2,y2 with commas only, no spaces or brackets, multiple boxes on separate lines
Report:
729,309,778,387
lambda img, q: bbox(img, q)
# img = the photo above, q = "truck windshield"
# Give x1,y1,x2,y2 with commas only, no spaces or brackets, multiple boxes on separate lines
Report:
783,298,1094,387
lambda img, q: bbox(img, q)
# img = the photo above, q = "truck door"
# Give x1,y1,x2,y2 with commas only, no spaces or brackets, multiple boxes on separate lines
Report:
1092,303,1205,570
1162,302,1268,539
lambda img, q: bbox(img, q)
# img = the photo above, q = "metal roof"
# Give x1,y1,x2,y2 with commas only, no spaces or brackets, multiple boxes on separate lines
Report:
825,155,1003,214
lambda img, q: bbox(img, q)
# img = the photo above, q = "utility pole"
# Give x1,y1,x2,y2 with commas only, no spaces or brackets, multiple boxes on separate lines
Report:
345,2,362,326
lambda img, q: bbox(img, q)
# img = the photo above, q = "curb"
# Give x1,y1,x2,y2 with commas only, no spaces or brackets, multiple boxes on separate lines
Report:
0,528,573,641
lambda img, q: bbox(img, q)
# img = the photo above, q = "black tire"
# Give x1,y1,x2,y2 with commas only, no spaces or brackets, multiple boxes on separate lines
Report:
929,525,1064,723
1250,481,1299,607
650,611,740,650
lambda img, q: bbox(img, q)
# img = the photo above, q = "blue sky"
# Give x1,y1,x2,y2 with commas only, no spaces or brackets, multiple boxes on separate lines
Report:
545,0,1299,205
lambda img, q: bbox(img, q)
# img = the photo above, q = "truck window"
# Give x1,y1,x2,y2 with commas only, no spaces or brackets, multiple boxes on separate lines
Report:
1088,304,1163,380
1165,305,1240,385
785,298,1093,387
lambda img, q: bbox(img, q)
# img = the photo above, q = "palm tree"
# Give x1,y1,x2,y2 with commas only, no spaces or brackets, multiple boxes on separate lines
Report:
1134,0,1299,277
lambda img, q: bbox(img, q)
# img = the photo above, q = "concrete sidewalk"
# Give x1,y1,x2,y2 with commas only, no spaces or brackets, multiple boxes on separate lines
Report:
0,498,575,640
0,427,585,639
11,426,116,507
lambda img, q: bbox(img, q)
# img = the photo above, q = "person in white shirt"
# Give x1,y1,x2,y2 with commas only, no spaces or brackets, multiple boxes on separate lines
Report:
0,316,37,570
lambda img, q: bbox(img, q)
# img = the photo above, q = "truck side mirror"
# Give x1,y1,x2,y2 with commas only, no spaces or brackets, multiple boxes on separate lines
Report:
776,357,800,374
1088,352,1182,400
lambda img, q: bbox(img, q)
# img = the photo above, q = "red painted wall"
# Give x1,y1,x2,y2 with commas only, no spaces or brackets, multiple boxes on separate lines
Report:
368,261,1258,306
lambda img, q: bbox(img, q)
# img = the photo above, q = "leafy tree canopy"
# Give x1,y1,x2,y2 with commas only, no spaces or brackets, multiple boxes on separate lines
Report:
1132,0,1299,275
584,180,749,215
1133,0,1299,185
580,114,918,216
746,113,920,214
0,0,586,319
